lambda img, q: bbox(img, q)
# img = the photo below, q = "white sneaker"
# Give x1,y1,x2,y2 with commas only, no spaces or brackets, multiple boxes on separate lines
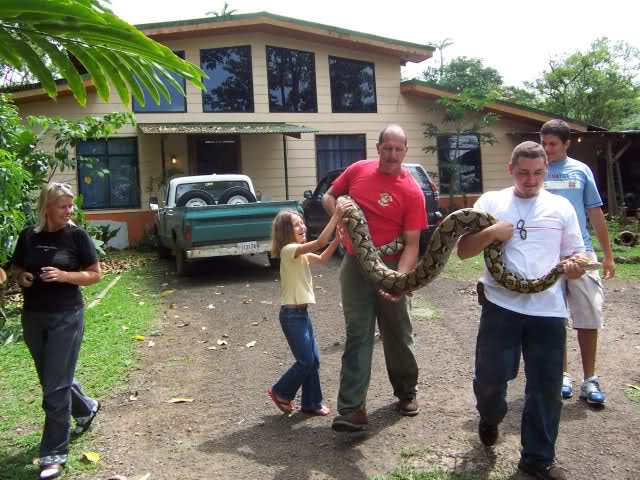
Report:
561,373,573,399
579,376,606,405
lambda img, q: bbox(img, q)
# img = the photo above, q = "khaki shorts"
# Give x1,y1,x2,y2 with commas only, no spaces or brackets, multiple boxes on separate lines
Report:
565,251,604,329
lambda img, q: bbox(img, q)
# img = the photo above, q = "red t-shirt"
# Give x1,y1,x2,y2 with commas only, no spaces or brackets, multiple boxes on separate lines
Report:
331,160,428,257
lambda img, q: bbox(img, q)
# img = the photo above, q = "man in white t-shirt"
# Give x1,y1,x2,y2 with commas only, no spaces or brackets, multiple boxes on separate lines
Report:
458,141,586,480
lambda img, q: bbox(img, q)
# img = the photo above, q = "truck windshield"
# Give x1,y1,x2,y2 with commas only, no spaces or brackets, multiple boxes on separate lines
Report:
176,181,250,204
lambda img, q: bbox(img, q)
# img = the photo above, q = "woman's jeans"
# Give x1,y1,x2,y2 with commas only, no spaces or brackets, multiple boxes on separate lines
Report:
272,306,323,409
22,309,97,465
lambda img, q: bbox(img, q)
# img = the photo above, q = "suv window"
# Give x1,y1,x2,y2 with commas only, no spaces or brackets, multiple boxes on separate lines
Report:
405,165,430,191
315,171,343,196
176,181,250,204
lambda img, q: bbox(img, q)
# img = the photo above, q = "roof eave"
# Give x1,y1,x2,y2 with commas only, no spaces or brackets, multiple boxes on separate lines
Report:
138,12,433,64
400,80,590,132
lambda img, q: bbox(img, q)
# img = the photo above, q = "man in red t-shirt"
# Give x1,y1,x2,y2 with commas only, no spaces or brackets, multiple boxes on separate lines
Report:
322,124,427,432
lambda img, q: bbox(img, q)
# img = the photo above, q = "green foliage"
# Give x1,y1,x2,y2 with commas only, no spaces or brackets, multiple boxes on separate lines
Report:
27,111,135,182
0,94,135,264
527,38,640,128
616,112,640,130
423,91,498,210
206,2,238,18
497,85,541,107
423,56,503,97
0,0,205,106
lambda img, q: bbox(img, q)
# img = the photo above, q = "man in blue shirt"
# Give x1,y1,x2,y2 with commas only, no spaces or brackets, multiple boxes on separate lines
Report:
541,119,616,406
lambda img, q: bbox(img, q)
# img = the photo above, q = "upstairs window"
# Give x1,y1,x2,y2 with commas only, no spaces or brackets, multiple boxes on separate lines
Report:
267,46,317,113
132,51,186,113
201,46,254,112
329,56,377,113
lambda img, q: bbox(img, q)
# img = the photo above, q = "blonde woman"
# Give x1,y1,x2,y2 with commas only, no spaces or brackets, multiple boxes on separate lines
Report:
11,183,101,479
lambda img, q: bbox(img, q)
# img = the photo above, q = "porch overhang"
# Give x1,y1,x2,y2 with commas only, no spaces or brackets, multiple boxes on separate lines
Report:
137,122,319,139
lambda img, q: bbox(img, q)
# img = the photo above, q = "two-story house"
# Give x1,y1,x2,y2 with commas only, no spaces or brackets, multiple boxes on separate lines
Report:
11,12,592,247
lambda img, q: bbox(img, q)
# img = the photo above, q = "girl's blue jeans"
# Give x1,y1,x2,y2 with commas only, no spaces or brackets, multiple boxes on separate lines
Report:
272,305,323,409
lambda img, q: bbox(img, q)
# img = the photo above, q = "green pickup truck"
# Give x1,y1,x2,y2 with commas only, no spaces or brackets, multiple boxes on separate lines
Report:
151,174,302,275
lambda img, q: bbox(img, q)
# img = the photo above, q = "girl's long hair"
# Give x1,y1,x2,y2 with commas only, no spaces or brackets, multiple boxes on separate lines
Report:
271,209,302,257
34,182,75,233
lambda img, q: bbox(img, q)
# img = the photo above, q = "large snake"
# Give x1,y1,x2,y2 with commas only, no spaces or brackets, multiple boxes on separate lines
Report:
340,195,600,295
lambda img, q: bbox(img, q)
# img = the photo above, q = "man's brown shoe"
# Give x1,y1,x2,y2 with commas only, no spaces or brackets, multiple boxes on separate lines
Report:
517,460,567,480
398,398,420,416
331,409,368,432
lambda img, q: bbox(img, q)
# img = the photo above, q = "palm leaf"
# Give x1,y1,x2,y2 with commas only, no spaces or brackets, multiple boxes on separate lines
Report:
99,48,146,106
0,0,205,105
27,35,87,105
117,54,161,106
61,41,110,102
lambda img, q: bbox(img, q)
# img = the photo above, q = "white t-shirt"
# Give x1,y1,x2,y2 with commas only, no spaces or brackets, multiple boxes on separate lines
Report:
279,243,316,305
474,187,585,317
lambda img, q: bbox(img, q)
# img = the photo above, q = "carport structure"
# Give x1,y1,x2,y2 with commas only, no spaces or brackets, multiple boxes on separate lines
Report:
138,122,319,200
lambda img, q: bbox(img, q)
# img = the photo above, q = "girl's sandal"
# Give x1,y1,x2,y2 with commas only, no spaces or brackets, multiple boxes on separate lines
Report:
40,464,64,480
267,387,296,413
301,405,331,416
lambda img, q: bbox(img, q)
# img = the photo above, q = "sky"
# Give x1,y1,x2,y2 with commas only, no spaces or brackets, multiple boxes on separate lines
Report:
109,0,640,87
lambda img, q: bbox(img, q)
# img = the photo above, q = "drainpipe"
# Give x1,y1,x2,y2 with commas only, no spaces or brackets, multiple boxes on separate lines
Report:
160,133,167,183
282,134,289,200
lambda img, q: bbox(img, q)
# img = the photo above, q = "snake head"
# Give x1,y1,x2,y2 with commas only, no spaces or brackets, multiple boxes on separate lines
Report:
559,256,601,273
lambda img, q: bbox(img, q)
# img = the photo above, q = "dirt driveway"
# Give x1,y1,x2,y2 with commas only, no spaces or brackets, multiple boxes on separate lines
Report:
83,255,640,480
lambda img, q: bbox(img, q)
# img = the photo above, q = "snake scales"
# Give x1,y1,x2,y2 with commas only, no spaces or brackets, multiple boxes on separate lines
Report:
340,195,600,295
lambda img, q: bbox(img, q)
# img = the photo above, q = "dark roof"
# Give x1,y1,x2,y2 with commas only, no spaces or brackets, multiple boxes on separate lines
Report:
1,75,85,94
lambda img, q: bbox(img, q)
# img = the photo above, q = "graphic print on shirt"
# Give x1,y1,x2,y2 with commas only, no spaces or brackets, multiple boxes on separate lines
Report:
378,192,393,207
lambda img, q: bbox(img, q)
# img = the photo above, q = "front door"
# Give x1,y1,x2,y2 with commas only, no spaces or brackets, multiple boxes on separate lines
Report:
195,135,240,174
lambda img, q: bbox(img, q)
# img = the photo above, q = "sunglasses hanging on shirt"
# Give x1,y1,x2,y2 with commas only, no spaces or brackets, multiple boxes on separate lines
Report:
516,219,527,240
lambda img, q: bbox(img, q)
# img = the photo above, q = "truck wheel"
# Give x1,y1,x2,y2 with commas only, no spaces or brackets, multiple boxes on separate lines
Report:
219,187,257,205
175,249,190,276
176,190,214,208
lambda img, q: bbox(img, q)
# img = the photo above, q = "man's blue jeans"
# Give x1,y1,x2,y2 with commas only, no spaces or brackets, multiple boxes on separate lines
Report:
474,299,565,465
272,306,322,409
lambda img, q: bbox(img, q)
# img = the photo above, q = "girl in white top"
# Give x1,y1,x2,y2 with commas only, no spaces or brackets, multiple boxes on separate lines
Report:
267,205,346,416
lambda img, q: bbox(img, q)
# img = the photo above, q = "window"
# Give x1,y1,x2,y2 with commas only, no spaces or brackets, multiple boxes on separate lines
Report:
436,134,482,194
201,46,254,112
175,180,250,205
315,134,366,180
132,51,186,113
329,56,376,113
266,46,317,113
77,138,140,209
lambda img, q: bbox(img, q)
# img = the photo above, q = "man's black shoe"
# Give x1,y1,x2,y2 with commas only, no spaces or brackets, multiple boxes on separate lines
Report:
478,421,498,447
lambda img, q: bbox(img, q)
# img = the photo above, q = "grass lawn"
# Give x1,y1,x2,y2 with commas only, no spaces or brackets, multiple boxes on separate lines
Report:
372,467,483,480
438,223,640,283
592,225,640,280
625,385,640,404
0,258,161,479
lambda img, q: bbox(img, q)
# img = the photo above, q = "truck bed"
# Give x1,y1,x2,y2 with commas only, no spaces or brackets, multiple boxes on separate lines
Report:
184,200,299,246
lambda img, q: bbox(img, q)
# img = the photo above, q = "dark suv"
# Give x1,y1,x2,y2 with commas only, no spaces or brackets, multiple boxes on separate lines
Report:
302,163,442,253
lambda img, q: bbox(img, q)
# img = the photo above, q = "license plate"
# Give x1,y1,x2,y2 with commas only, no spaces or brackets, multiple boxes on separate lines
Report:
237,241,258,254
